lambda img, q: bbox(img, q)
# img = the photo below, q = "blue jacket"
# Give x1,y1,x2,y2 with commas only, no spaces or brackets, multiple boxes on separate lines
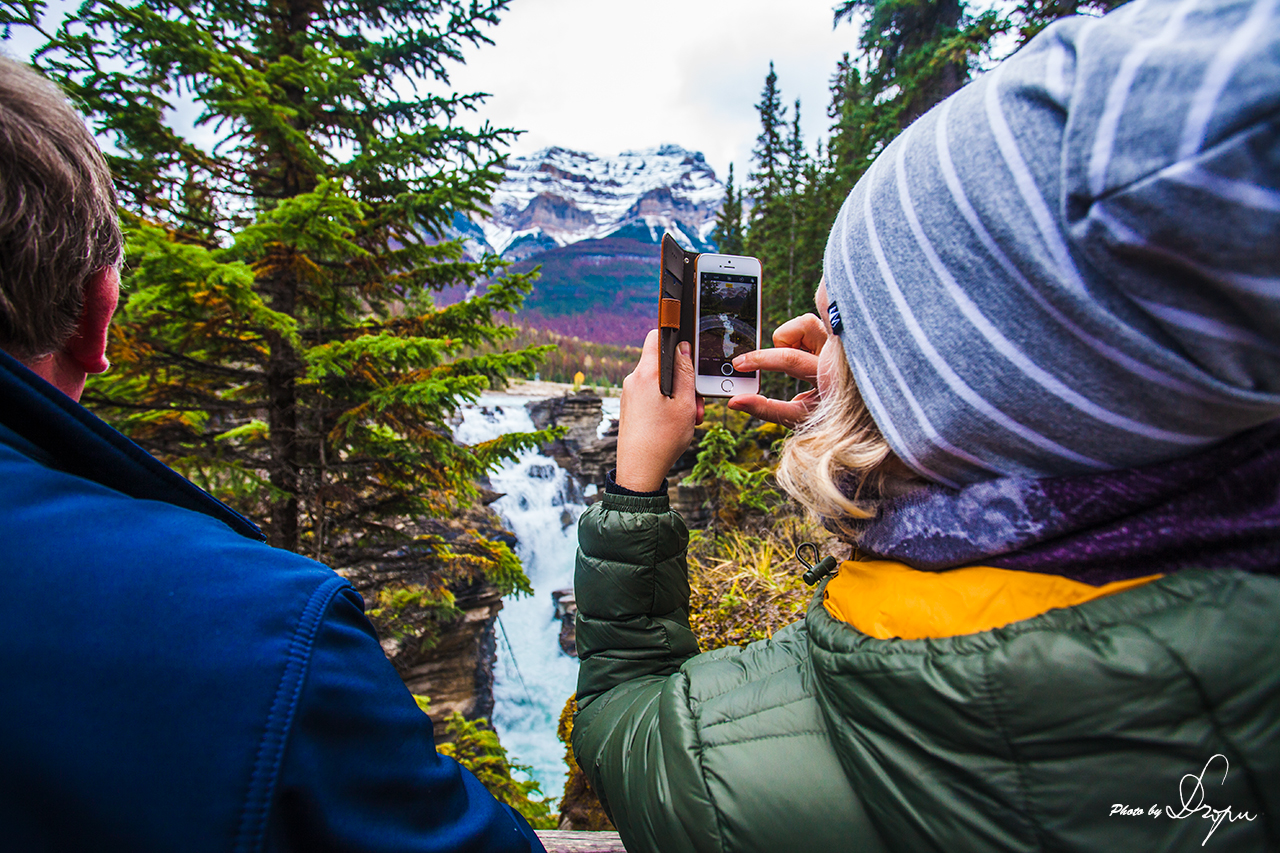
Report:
0,351,544,853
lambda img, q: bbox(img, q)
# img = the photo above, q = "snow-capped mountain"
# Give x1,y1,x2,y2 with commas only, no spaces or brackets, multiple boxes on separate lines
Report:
441,144,726,347
460,144,725,261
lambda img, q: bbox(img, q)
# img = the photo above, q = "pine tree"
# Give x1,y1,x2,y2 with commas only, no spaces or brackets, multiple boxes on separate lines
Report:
12,0,556,584
745,63,791,331
1007,0,1131,44
712,163,745,255
831,0,1125,135
748,62,787,208
825,52,881,203
781,99,807,324
834,0,970,129
793,144,828,310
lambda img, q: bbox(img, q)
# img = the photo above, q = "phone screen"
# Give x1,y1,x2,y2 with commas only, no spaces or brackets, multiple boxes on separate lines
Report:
697,271,760,378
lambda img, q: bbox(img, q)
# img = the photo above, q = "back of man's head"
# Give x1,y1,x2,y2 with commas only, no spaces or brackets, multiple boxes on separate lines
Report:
0,55,122,361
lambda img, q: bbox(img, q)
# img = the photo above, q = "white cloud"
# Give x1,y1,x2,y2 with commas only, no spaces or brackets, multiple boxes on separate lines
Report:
447,0,863,182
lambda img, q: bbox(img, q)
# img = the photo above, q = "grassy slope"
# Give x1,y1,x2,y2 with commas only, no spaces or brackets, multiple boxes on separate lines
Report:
508,236,658,348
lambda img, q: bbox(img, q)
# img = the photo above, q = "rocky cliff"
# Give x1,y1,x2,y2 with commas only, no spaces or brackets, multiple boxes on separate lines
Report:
527,392,613,481
339,503,515,741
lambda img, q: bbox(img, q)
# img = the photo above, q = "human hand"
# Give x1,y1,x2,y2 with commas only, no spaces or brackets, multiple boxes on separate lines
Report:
615,329,705,492
725,312,826,428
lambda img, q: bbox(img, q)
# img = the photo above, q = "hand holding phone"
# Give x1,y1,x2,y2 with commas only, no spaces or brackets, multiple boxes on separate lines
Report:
693,253,762,397
616,330,705,492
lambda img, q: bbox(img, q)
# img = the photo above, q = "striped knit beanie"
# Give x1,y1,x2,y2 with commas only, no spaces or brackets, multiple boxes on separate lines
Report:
823,0,1280,488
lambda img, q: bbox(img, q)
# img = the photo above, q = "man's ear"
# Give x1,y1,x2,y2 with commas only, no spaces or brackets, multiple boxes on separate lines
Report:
65,267,120,375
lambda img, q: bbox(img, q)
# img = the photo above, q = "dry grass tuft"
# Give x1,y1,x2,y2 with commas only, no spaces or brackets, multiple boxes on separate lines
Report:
687,509,850,651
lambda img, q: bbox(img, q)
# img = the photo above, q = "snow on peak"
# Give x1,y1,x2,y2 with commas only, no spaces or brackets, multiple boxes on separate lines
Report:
471,144,725,259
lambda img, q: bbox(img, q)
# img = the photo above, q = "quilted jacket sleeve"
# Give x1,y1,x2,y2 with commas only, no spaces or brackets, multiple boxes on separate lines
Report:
574,491,700,711
572,493,888,853
572,492,708,852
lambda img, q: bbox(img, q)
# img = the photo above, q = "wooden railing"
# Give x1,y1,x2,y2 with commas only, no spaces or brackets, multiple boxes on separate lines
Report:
535,829,626,851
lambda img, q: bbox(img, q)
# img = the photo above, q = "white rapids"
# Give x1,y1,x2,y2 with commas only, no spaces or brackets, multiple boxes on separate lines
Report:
452,394,619,802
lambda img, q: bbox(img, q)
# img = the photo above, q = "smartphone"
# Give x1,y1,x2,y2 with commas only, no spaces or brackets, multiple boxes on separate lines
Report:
693,253,762,397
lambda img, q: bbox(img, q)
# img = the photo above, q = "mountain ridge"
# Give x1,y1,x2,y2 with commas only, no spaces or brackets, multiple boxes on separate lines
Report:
449,144,727,347
475,143,724,259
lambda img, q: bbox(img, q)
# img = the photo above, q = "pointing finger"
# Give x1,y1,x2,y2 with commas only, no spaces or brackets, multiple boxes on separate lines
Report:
732,347,819,384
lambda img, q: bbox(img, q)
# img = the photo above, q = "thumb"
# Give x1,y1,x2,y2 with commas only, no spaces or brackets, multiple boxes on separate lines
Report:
675,341,695,392
636,328,661,374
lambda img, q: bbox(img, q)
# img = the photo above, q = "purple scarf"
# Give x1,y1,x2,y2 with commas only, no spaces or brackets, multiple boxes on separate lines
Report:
849,422,1280,585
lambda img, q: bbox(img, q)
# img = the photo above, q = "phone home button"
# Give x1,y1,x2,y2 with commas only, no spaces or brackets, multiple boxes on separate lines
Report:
720,362,734,376
721,379,734,393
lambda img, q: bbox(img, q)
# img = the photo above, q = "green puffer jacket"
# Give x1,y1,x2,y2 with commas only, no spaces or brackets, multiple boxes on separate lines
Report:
573,492,1280,853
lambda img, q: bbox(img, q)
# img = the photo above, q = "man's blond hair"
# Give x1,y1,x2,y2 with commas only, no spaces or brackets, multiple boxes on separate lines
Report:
0,56,122,359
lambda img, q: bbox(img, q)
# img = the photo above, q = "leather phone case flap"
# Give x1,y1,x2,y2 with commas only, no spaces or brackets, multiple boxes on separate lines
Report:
658,233,698,397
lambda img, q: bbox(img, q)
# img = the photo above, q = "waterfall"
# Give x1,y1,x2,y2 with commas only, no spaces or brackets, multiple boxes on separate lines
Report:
453,393,619,802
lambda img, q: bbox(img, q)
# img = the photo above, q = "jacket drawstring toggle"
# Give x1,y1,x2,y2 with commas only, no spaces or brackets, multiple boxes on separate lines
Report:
796,543,838,586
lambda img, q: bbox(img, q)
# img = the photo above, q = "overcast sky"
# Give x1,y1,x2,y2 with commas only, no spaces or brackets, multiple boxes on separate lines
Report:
4,0,864,185
447,0,863,182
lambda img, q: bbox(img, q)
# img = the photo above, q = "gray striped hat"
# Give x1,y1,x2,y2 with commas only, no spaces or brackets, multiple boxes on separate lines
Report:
823,0,1280,487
